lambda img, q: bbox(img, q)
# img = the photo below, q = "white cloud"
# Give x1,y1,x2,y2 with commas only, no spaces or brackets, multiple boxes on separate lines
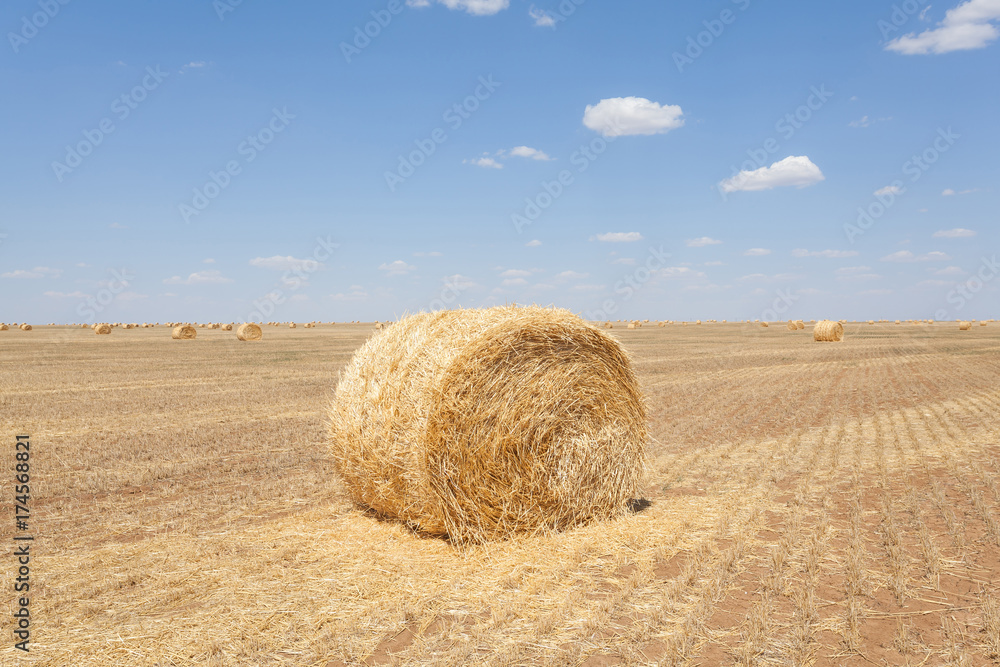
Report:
880,250,952,262
506,145,553,161
502,278,527,286
686,237,722,248
835,266,874,275
75,262,90,268
837,272,882,282
792,249,859,258
592,232,644,243
203,258,215,264
555,270,589,281
573,284,605,291
743,248,771,256
500,269,532,278
704,260,726,266
528,6,556,26
464,156,503,169
582,97,684,137
1,266,62,279
942,188,978,195
886,0,1000,54
933,228,977,238
875,184,904,196
918,279,955,286
933,266,966,275
116,291,148,302
413,251,443,257
43,290,90,298
525,239,542,247
719,156,825,193
249,255,319,271
612,258,637,265
408,0,509,15
331,285,368,301
443,274,476,290
163,270,233,285
656,266,707,279
378,260,416,276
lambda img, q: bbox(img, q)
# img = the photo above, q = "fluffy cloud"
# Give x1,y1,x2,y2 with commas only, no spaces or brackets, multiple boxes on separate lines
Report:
656,266,707,279
464,156,503,169
43,290,90,298
880,250,951,262
933,228,977,238
719,156,825,193
501,278,527,286
792,249,859,258
525,239,542,247
528,5,556,26
378,260,416,276
933,266,966,275
942,188,978,195
162,270,233,285
500,269,532,278
592,232,643,243
875,185,904,196
407,0,509,16
743,248,771,256
1,266,62,279
331,285,368,301
582,97,684,137
555,270,589,281
849,115,892,128
686,237,722,247
505,145,553,161
886,0,1000,54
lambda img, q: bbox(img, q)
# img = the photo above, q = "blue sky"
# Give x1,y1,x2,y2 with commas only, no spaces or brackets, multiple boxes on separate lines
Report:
1,0,998,324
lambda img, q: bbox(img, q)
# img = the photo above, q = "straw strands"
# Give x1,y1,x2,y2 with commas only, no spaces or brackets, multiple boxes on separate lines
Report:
328,305,648,544
236,323,263,341
814,320,844,342
171,325,197,340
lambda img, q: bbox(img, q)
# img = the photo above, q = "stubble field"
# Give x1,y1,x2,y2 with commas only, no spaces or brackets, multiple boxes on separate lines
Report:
1,321,999,666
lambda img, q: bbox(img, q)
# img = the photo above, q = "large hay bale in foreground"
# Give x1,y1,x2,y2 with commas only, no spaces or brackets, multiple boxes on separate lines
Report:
814,320,844,342
95,323,112,335
236,323,262,341
959,321,972,330
328,306,647,544
171,325,197,340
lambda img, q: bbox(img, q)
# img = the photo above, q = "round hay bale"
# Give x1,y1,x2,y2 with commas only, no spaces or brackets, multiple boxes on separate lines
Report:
787,320,797,331
289,322,296,328
222,323,233,331
95,323,112,335
328,306,647,544
814,320,844,342
627,321,637,329
236,323,263,341
959,321,972,330
171,325,197,340
795,320,805,330
604,321,613,329
0,324,8,331
980,321,987,327
760,322,769,328
20,324,32,331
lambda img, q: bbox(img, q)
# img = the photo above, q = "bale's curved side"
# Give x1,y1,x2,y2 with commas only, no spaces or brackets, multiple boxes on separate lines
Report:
959,321,972,330
20,324,32,331
95,323,112,335
171,325,196,340
814,320,844,342
328,306,647,543
236,323,262,341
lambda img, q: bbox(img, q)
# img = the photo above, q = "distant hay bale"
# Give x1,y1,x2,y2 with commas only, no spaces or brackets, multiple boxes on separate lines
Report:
0,324,8,331
305,322,315,328
374,321,384,330
814,320,844,342
959,321,972,330
171,325,197,340
795,320,805,330
787,320,797,331
222,323,233,331
604,321,613,329
328,306,647,544
761,322,769,328
980,321,987,327
20,324,32,331
627,321,637,329
289,323,297,328
696,320,702,325
236,323,262,341
95,323,112,335
895,320,901,324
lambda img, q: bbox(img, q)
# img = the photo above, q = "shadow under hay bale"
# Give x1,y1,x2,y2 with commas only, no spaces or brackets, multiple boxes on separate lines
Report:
328,305,648,545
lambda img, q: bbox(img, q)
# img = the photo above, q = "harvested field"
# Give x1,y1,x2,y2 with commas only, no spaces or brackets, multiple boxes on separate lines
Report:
2,321,1000,665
